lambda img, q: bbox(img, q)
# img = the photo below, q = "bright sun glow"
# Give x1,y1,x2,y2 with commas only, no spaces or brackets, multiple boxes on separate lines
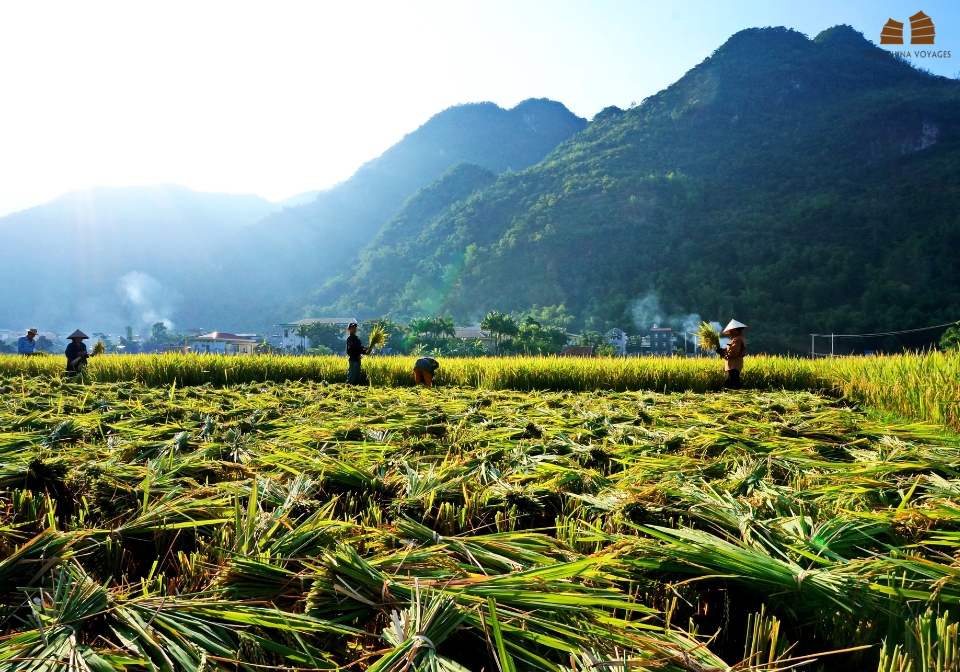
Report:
0,0,957,216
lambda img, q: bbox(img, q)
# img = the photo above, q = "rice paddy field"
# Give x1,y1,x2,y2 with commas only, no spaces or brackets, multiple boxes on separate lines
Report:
2,350,959,429
2,353,960,670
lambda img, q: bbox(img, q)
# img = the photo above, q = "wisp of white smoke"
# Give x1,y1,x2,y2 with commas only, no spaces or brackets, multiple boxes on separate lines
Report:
628,292,705,335
119,272,174,331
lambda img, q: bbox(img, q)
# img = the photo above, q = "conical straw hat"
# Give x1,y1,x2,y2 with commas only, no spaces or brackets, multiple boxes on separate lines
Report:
722,320,747,335
68,330,89,339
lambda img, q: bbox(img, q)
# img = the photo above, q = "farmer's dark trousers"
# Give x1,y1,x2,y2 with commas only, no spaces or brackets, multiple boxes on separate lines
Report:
724,369,742,389
347,360,362,385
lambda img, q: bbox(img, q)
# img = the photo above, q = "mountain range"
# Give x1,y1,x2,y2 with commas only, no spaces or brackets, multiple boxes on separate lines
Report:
0,99,587,334
317,25,960,352
175,98,589,329
3,25,959,353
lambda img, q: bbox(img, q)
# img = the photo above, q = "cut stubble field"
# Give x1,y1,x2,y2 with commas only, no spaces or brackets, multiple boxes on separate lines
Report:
2,354,960,670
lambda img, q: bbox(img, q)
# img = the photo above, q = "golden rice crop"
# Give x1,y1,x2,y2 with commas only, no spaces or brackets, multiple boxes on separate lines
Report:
4,350,960,430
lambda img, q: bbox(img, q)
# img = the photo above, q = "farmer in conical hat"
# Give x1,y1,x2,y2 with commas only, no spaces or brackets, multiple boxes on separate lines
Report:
717,320,747,389
65,329,92,375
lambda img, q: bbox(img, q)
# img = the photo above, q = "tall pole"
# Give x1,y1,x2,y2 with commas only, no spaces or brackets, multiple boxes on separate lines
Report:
811,334,814,359
831,333,835,358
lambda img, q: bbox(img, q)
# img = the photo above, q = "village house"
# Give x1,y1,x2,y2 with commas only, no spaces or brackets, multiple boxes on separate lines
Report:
605,328,628,356
454,326,496,353
649,325,675,356
189,332,257,355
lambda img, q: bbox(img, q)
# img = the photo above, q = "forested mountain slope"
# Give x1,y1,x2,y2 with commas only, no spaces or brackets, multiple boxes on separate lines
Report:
314,162,497,318
322,26,960,352
183,99,587,328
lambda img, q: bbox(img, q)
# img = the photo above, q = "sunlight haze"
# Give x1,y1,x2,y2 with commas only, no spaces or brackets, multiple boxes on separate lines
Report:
1,0,957,216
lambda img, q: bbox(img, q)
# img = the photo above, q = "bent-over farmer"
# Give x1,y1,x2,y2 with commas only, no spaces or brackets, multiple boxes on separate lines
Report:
413,356,440,387
717,320,747,389
17,328,39,355
345,322,370,385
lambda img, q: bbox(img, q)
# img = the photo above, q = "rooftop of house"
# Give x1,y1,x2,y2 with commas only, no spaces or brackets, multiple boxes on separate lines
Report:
454,326,491,339
190,332,257,343
281,318,358,327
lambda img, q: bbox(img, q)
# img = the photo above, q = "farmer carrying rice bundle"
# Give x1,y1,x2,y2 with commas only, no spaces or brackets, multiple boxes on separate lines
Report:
717,320,747,389
345,323,387,386
345,322,370,385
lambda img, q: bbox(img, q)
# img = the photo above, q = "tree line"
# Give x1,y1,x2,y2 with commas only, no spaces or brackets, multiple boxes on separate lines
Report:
277,307,624,357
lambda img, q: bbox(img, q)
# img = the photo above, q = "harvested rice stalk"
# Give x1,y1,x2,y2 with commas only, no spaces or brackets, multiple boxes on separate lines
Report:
1,376,959,669
696,321,720,351
368,325,387,350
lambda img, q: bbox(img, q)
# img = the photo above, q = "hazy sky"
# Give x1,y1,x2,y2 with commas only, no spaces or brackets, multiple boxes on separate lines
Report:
1,0,957,217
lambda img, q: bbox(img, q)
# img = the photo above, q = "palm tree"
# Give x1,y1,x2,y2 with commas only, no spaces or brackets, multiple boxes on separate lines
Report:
296,324,309,354
481,311,518,355
410,317,455,340
429,316,456,340
409,318,431,337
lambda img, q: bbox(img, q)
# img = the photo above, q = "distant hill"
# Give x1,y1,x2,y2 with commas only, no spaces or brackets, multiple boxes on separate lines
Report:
321,26,960,353
0,100,587,334
274,190,324,209
0,184,276,332
182,99,588,328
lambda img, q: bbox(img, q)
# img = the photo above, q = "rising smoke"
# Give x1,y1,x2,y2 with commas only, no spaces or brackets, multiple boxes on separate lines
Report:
628,292,710,335
119,272,175,331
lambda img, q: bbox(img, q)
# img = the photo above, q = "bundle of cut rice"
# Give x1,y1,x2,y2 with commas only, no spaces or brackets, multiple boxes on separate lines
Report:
368,326,387,351
92,340,106,356
695,322,720,351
